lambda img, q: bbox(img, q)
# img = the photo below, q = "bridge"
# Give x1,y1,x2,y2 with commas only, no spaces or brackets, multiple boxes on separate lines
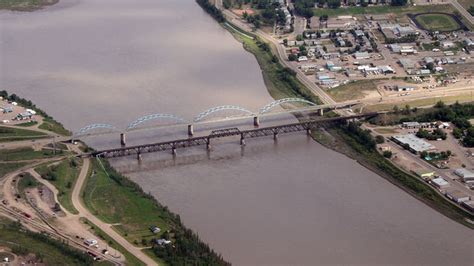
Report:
72,98,360,146
87,113,377,160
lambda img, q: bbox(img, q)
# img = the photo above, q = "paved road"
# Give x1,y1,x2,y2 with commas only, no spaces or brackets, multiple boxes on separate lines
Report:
449,0,474,25
219,6,337,105
71,156,157,266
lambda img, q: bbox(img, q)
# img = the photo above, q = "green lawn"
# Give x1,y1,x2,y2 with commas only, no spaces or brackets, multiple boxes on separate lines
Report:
0,126,48,142
83,160,171,247
415,13,461,32
39,117,71,136
0,0,58,11
35,158,82,214
0,219,94,265
0,162,27,178
15,121,39,127
327,79,380,102
0,147,65,161
17,172,39,197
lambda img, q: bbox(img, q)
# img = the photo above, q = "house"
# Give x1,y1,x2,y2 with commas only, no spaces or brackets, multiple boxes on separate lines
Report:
441,41,455,49
84,239,98,246
154,239,172,246
431,177,450,189
354,52,370,60
149,226,161,234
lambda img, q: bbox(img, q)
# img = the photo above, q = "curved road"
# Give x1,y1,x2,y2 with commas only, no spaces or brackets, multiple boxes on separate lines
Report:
71,156,157,266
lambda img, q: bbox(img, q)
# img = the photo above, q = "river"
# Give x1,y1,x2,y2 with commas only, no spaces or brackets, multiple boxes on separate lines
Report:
1,0,473,265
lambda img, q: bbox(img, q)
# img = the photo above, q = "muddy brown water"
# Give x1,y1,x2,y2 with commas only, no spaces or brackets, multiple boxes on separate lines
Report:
1,0,472,265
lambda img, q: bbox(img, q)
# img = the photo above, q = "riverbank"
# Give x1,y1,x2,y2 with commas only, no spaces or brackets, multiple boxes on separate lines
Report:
200,3,474,229
0,0,58,11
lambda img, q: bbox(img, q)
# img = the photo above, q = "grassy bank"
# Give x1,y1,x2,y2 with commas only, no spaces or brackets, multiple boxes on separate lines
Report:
225,25,321,104
0,147,65,161
312,120,474,228
0,162,27,178
0,219,94,265
0,0,58,11
364,94,474,112
83,159,228,265
0,126,48,142
35,158,82,214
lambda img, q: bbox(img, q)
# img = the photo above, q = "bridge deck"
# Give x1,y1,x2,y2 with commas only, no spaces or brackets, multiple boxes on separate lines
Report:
88,113,376,158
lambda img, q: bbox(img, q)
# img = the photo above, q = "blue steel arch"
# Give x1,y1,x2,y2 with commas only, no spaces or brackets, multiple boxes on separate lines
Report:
74,123,118,137
126,113,186,131
259,98,317,114
194,105,254,122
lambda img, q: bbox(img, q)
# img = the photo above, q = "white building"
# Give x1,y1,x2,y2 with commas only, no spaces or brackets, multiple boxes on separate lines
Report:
454,168,474,183
432,177,450,189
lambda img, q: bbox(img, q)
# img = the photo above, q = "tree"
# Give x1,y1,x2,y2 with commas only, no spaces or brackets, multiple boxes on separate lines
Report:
288,54,298,61
375,135,385,144
383,150,393,158
327,0,341,8
391,0,408,6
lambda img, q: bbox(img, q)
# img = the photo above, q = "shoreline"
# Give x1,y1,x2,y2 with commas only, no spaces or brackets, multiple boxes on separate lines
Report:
0,0,59,12
208,4,474,229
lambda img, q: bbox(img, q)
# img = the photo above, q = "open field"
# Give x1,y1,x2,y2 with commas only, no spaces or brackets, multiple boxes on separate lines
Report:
17,172,39,197
414,13,461,32
0,126,47,142
0,0,58,11
364,94,474,112
0,147,65,161
0,162,27,178
35,159,82,214
327,80,379,102
0,218,93,265
39,117,71,136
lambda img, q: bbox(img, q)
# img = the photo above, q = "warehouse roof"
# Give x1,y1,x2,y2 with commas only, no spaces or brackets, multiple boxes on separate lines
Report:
392,134,436,152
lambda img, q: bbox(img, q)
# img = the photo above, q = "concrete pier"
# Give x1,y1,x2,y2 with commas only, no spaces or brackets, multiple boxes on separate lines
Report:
206,138,211,150
137,152,142,161
120,133,126,146
253,116,260,127
188,124,194,136
172,146,177,155
240,135,246,146
273,132,278,140
319,109,324,116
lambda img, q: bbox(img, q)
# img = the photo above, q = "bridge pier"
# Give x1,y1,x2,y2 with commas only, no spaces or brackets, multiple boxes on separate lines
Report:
253,116,260,127
137,152,142,161
206,138,211,150
273,132,278,140
319,109,324,116
306,128,312,135
120,133,126,146
188,124,194,136
172,146,177,156
240,134,246,146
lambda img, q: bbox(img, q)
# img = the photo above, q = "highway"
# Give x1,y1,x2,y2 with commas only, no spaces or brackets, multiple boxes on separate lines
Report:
450,0,474,26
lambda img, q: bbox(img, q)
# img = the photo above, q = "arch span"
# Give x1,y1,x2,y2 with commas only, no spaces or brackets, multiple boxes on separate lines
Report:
194,105,254,122
259,98,317,114
126,113,186,130
74,123,118,137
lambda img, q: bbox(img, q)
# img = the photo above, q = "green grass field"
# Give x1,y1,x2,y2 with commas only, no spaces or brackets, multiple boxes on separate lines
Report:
83,160,170,247
39,117,71,136
0,126,47,142
327,80,380,102
364,94,474,112
0,162,27,178
0,147,65,161
17,172,39,197
415,13,461,32
15,121,38,127
35,159,82,214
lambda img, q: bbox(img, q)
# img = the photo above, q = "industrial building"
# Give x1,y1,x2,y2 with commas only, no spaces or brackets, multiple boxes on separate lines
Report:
431,177,450,189
391,134,436,154
454,168,474,183
445,190,470,203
